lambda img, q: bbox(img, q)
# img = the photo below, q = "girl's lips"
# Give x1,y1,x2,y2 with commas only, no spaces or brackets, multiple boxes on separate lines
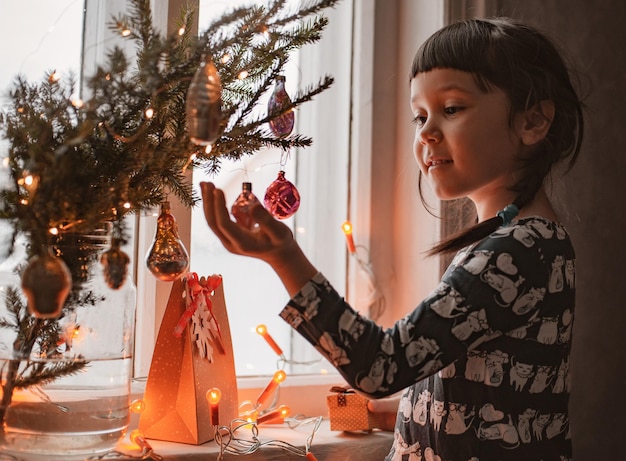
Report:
426,159,452,170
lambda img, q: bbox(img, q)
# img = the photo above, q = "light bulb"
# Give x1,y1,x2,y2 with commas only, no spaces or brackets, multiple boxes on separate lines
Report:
21,248,71,319
145,201,190,281
206,388,222,426
186,55,223,146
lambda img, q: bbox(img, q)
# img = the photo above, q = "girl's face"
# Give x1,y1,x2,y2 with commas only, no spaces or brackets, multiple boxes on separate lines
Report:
410,68,526,218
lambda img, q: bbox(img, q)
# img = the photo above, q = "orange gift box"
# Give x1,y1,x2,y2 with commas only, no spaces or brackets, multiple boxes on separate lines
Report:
326,387,381,432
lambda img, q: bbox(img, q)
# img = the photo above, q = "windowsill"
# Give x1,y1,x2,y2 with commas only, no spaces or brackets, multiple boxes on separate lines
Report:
127,375,393,460
122,417,393,460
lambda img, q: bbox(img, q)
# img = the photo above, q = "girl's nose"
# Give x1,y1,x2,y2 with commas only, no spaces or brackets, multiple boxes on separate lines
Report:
419,119,442,144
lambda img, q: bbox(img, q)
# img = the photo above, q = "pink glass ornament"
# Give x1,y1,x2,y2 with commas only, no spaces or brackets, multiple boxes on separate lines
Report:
268,75,294,138
264,170,300,219
186,55,223,145
231,182,260,229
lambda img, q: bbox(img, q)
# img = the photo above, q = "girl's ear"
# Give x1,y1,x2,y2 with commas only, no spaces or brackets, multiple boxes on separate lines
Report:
518,100,555,146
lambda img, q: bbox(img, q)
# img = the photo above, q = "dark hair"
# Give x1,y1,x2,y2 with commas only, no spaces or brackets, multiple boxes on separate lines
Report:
411,18,584,255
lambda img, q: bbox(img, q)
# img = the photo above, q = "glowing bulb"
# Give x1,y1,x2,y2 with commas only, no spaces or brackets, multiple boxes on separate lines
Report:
255,324,283,356
341,220,356,253
178,27,185,35
257,405,290,425
206,387,221,426
48,71,61,83
130,430,152,451
205,144,213,154
256,370,287,407
122,28,131,37
237,70,249,80
145,107,154,119
221,54,231,64
123,202,131,209
71,98,84,108
131,399,146,413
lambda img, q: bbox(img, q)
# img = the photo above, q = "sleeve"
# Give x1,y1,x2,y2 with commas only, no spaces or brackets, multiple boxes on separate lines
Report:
279,222,555,398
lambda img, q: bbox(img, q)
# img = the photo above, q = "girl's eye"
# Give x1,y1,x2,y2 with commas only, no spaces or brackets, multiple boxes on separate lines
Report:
412,115,427,127
444,106,463,116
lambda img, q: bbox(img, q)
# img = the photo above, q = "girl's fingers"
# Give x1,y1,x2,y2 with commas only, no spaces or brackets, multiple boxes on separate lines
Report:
201,182,236,249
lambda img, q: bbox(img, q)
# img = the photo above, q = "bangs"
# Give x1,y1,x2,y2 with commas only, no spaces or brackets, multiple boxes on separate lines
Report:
411,20,508,92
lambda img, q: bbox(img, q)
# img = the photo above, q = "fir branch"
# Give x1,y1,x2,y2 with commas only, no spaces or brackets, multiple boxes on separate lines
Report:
15,360,88,390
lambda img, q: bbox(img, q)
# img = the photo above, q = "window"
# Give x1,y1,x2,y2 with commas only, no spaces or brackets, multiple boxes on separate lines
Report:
0,0,84,276
189,0,352,377
1,2,448,414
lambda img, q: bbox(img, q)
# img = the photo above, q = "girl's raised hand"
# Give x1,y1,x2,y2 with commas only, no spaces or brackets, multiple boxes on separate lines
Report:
200,181,317,296
200,181,292,260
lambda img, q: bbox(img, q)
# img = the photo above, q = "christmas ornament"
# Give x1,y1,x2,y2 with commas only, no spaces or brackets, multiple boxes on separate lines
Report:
146,201,190,281
21,248,72,319
186,55,223,146
268,75,295,138
100,237,130,289
264,170,301,219
231,182,260,229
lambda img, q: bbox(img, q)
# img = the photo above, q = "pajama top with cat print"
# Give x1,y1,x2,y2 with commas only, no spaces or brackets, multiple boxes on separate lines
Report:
280,217,574,461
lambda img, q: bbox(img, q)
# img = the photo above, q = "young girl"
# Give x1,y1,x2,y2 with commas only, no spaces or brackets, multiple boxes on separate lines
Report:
200,17,584,461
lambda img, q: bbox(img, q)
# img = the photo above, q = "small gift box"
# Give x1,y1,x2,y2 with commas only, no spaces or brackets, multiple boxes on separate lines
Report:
326,386,381,432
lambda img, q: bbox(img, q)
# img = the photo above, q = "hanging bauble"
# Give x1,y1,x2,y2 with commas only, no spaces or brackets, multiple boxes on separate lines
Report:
146,201,190,282
264,170,301,219
267,75,295,138
100,238,130,289
186,54,223,146
231,182,260,229
21,248,72,319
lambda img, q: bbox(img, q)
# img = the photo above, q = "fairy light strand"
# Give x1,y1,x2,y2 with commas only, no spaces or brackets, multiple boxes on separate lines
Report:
342,221,386,321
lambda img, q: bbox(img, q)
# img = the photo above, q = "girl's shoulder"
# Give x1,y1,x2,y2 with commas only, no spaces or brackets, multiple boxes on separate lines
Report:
452,216,574,266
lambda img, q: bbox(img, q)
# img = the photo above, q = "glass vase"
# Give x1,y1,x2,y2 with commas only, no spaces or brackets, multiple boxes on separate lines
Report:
0,231,137,461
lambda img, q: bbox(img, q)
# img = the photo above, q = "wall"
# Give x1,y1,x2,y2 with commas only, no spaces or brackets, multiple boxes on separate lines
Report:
496,2,626,458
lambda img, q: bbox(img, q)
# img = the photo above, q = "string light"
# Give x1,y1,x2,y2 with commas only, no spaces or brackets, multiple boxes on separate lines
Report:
341,220,386,321
221,54,231,64
182,153,197,173
237,70,249,80
130,399,146,414
121,28,131,37
145,107,154,119
257,405,290,425
178,27,185,36
341,220,356,253
49,227,59,236
48,71,61,83
255,324,284,356
206,387,221,426
256,370,286,407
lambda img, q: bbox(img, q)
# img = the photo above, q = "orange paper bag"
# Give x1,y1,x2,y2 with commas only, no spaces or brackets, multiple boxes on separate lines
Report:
139,274,238,444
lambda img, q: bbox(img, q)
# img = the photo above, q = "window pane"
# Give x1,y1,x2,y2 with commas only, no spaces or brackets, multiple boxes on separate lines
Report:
0,0,84,263
192,0,349,377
